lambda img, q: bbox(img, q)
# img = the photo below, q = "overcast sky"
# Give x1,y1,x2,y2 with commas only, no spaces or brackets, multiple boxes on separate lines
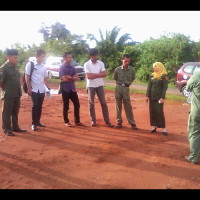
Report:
0,11,200,50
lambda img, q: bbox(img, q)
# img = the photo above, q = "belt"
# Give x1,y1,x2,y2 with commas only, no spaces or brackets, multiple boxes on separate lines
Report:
117,83,129,87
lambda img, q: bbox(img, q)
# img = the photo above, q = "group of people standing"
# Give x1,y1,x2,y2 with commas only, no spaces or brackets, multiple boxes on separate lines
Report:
0,48,199,165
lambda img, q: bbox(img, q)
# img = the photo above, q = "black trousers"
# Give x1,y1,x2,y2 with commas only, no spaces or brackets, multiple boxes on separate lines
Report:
62,90,80,123
31,92,45,125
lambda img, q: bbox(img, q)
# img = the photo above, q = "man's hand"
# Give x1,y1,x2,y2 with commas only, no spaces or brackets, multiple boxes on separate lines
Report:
27,88,32,96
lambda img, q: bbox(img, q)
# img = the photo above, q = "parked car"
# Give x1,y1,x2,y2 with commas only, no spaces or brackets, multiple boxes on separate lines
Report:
45,56,85,80
176,62,200,97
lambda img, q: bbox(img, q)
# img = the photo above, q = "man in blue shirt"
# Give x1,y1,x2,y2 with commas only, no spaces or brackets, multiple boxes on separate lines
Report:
59,52,84,127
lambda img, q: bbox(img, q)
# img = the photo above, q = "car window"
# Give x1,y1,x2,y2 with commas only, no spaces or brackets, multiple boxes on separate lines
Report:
183,65,195,73
193,65,200,74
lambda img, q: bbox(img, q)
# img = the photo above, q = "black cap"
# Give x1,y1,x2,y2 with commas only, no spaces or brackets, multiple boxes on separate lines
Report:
89,48,98,56
7,49,18,56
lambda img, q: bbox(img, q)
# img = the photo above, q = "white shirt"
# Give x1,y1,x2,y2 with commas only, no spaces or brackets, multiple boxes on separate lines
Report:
84,60,106,88
25,61,48,93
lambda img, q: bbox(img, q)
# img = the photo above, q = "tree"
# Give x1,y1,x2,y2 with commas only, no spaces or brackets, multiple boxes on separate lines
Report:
136,33,198,83
87,26,134,72
39,22,71,41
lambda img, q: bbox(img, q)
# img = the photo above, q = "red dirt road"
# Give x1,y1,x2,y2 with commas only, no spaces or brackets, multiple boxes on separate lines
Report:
0,85,199,189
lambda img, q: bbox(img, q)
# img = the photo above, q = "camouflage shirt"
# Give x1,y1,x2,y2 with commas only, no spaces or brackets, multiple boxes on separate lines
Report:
0,61,22,98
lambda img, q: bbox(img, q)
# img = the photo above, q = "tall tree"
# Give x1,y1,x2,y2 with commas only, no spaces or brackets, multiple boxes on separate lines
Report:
39,22,71,41
87,26,134,72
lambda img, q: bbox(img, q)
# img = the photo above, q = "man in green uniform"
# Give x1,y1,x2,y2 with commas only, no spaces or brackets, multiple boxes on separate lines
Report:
0,49,26,136
185,71,200,164
113,54,138,130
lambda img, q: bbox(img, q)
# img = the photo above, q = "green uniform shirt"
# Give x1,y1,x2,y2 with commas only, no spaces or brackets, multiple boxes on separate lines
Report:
0,61,22,98
146,74,168,101
113,65,136,86
186,71,200,117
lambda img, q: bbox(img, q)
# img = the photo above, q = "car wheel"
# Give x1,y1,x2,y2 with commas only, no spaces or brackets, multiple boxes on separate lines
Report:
182,85,190,97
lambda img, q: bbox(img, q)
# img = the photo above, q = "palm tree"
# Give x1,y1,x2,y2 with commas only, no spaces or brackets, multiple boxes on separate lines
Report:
87,26,133,72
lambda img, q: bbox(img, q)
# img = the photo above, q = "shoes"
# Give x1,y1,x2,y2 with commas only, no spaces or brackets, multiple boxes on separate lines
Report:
131,124,138,130
36,123,46,127
91,121,97,127
162,131,168,136
65,122,73,127
31,125,38,131
150,128,157,133
106,122,114,127
4,131,15,136
185,156,198,165
13,128,27,132
75,122,85,126
115,122,122,128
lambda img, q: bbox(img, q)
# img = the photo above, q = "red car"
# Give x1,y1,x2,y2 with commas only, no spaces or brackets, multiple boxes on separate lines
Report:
176,62,200,97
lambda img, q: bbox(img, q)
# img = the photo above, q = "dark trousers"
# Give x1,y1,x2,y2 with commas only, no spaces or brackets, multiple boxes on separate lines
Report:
31,92,45,125
2,97,20,132
62,90,80,123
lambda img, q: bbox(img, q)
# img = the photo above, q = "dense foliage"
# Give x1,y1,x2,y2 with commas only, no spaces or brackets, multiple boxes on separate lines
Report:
1,22,200,84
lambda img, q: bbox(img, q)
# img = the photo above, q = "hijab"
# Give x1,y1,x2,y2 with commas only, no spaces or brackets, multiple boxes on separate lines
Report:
152,62,167,79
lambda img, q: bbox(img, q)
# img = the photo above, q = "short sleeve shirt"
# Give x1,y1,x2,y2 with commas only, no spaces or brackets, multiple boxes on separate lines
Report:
113,65,136,86
25,61,48,93
59,63,77,92
84,60,106,88
0,61,22,98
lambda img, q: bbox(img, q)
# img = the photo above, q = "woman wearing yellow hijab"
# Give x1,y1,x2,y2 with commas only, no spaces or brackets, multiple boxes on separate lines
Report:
146,62,168,135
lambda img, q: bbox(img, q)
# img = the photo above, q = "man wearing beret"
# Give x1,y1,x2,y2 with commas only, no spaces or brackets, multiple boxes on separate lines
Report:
0,49,26,136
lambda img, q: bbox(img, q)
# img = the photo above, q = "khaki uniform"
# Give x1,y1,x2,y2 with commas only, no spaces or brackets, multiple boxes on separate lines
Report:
113,65,136,124
186,71,200,163
0,61,22,132
146,74,168,128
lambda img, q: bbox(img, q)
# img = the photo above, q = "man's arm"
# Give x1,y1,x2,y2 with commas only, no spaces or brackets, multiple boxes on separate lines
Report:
44,77,49,89
61,74,80,82
86,70,106,80
25,74,32,96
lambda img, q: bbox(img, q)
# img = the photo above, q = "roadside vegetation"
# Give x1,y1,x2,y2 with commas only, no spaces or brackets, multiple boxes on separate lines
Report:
1,22,199,91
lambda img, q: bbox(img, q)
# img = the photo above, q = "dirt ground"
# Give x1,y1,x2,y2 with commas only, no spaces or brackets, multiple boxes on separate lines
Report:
0,83,199,189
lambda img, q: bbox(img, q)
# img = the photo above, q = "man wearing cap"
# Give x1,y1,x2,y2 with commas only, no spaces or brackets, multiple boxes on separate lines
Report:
84,48,113,127
0,49,26,136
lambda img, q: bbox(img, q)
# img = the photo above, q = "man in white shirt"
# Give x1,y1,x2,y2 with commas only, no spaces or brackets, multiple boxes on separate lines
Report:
84,49,113,127
25,49,49,131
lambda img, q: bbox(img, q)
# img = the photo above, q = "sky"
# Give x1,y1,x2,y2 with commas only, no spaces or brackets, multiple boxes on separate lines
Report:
0,10,200,51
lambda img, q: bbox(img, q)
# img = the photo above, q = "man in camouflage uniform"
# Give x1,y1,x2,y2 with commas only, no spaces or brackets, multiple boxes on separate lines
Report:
0,49,26,136
185,71,200,164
